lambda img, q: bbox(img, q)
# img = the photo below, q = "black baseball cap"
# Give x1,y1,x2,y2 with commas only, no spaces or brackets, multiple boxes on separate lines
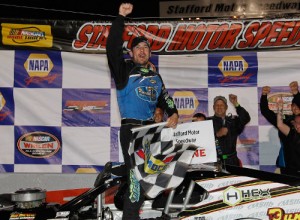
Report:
131,36,150,50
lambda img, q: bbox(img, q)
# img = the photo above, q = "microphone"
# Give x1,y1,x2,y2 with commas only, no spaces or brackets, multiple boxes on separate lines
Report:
222,118,226,127
215,139,224,171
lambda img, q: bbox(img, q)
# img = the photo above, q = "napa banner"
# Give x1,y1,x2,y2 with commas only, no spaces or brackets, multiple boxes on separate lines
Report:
0,16,299,174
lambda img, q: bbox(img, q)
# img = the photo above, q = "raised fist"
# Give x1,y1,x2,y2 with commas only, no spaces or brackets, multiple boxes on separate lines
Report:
289,81,299,95
262,86,271,96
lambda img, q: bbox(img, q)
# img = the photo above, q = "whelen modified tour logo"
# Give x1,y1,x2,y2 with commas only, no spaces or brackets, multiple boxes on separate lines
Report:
17,131,61,158
72,19,300,53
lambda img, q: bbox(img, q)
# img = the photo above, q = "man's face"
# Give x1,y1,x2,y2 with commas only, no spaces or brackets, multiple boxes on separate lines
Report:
293,115,300,133
213,100,228,118
291,103,300,116
130,42,151,66
154,108,164,123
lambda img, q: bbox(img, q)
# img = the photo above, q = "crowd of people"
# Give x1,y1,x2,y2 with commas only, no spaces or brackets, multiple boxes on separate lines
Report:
104,2,300,219
260,81,300,176
191,83,300,171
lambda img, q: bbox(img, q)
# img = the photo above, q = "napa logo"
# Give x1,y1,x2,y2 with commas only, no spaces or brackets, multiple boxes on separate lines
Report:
0,92,12,122
173,91,199,115
24,53,53,77
0,92,5,111
218,55,248,77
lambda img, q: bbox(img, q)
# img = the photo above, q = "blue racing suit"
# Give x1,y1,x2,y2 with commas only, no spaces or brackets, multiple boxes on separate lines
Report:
106,15,177,220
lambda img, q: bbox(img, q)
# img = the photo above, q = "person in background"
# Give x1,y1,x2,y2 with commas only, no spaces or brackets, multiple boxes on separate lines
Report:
106,3,178,220
260,81,300,174
154,107,165,123
192,112,207,122
277,100,300,176
207,94,251,167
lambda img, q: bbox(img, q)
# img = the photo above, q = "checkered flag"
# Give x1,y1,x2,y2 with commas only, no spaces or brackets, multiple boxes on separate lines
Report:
129,123,197,198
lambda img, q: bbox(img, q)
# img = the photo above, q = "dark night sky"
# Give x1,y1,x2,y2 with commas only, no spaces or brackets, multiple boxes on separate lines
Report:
0,0,165,21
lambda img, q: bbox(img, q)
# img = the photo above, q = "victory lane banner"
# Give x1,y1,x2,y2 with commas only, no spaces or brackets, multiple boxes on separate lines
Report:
2,17,300,54
163,120,217,164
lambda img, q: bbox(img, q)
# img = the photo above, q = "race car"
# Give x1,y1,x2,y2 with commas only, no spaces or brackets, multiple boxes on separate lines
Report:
1,162,300,220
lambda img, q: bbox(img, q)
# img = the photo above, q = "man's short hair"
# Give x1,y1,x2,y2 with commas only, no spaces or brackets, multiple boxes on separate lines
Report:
213,95,227,105
131,36,150,50
192,112,206,121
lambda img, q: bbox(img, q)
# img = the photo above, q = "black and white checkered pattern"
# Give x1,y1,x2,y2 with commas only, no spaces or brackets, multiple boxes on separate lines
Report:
129,123,197,198
2,49,298,174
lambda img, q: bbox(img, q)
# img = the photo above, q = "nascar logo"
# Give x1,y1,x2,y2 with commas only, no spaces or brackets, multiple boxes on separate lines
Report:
17,131,61,158
218,55,248,77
